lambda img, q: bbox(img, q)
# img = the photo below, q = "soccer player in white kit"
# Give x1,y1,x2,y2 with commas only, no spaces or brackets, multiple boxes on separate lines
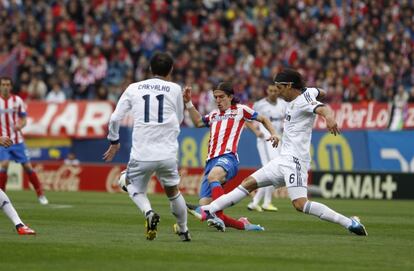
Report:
103,52,191,241
0,136,35,235
203,69,368,236
247,86,287,212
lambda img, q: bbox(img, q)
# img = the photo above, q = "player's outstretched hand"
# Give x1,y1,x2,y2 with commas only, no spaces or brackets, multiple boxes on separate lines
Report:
0,136,13,147
267,135,279,148
326,118,340,136
103,143,120,162
183,86,192,103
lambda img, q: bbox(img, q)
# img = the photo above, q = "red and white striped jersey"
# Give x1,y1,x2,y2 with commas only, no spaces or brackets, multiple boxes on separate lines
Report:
202,104,258,161
0,95,26,144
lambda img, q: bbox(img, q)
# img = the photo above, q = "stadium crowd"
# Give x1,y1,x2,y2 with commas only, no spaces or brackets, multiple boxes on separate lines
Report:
0,0,414,115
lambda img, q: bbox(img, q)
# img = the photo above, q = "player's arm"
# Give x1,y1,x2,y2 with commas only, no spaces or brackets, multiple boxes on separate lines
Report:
104,88,131,162
15,115,27,131
0,136,13,147
245,121,264,138
15,97,27,131
315,88,326,100
255,115,279,147
314,105,340,135
183,86,206,128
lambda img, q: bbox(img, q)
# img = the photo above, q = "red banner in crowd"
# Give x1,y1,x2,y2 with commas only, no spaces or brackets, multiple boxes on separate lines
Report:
314,102,391,130
24,101,114,138
22,162,256,194
21,101,412,138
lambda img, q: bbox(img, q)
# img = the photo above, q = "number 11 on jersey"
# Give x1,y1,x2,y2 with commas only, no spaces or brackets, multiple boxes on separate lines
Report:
142,94,164,123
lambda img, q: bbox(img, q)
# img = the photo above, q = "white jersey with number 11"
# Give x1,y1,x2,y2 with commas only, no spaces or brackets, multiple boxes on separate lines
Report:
108,78,184,161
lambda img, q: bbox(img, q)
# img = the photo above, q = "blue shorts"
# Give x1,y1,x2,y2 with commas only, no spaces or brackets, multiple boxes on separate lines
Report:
199,153,239,198
0,143,30,164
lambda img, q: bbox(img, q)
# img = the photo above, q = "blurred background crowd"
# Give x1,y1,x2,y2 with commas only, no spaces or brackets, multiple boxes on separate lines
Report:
1,0,414,116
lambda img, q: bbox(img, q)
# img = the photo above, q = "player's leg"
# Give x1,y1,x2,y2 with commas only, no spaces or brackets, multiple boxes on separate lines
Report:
205,158,285,230
286,158,367,236
126,160,159,240
16,143,48,204
248,188,264,212
261,142,279,211
22,162,48,204
0,189,35,235
207,166,227,200
207,157,284,215
0,147,11,190
126,160,154,215
261,186,278,211
248,140,267,211
156,159,190,241
206,155,249,231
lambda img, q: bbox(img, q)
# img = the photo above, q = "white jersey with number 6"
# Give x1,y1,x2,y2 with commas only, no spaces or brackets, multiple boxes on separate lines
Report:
108,78,184,161
280,87,323,162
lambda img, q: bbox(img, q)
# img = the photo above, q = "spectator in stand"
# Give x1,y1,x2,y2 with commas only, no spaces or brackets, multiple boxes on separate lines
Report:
0,0,412,107
409,87,414,103
27,73,47,100
45,81,66,103
85,46,107,83
73,65,95,100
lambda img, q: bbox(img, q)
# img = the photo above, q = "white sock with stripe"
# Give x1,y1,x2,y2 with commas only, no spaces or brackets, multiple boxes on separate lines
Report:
0,189,23,226
169,192,188,233
127,184,152,216
303,201,352,228
209,185,250,214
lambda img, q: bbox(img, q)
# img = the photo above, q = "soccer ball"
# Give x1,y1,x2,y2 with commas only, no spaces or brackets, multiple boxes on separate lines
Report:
118,170,128,192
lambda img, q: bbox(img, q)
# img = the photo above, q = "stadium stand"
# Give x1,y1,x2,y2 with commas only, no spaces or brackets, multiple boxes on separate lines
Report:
0,0,413,116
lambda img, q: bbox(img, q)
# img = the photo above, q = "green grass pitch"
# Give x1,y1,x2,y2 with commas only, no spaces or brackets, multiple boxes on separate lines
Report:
0,191,413,271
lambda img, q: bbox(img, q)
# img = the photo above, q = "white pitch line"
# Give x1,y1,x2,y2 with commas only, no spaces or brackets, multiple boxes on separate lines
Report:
47,204,73,209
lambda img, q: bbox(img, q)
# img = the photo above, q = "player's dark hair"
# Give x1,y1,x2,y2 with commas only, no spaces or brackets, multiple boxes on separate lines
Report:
150,52,174,77
0,76,13,85
274,68,306,92
216,82,239,105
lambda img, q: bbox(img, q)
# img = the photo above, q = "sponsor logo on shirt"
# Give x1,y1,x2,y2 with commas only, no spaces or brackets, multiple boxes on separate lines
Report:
211,114,238,122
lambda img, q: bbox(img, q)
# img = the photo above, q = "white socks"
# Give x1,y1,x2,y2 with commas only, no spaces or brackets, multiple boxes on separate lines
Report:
263,186,274,206
253,186,274,206
209,185,250,214
0,189,23,226
252,187,265,205
127,184,152,216
303,201,352,228
168,192,188,233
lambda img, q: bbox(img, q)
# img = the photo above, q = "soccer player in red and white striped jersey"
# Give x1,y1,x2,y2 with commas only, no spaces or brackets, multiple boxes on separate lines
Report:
184,82,279,231
0,77,48,205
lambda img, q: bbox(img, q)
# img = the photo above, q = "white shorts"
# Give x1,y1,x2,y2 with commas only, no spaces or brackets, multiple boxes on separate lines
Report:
251,155,310,201
256,138,280,165
126,158,180,193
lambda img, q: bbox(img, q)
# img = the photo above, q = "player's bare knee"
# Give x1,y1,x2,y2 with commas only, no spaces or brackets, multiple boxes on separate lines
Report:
164,185,179,198
241,176,258,192
207,166,226,183
292,199,305,212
